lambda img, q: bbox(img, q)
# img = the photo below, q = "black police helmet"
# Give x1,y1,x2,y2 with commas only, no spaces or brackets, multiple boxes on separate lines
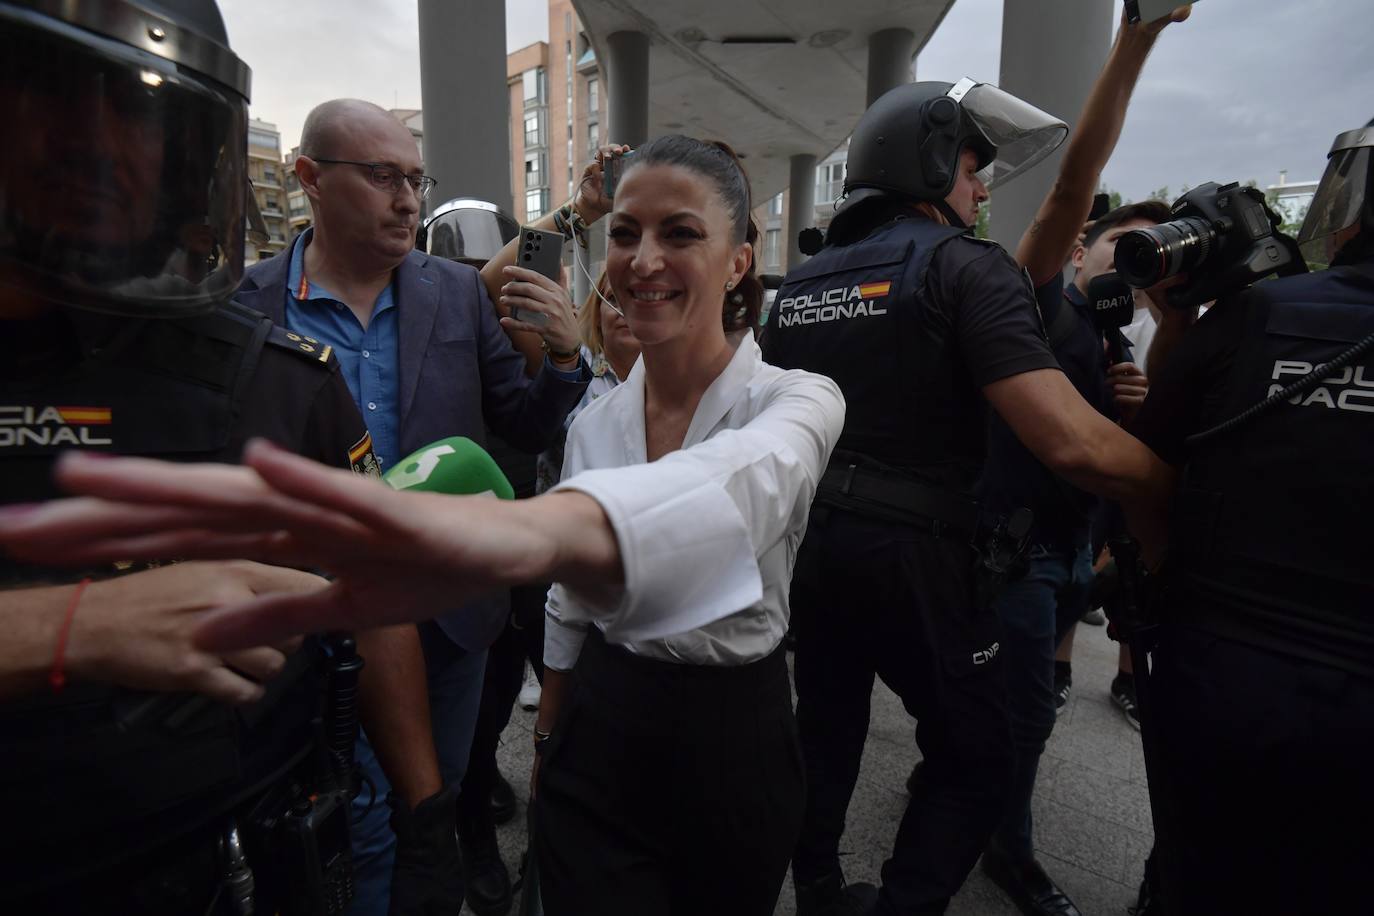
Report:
843,81,996,206
1297,118,1374,264
420,198,519,268
0,0,252,318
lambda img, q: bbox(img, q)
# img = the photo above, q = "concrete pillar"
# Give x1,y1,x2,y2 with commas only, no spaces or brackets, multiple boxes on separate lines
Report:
605,31,650,147
572,244,590,306
417,0,511,215
597,31,648,298
867,28,916,106
787,153,818,270
987,0,1113,248
570,225,607,305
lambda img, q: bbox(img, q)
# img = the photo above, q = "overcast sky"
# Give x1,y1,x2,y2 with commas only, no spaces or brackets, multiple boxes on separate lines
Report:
225,0,1369,203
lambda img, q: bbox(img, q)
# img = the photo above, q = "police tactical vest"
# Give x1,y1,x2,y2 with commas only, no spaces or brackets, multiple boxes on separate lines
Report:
763,217,973,480
1173,261,1374,676
0,304,328,894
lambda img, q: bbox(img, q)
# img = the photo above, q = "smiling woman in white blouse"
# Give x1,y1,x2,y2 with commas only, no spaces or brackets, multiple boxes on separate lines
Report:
519,135,842,914
0,136,845,916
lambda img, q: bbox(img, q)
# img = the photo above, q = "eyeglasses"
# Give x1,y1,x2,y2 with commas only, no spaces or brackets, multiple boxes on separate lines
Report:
312,158,437,199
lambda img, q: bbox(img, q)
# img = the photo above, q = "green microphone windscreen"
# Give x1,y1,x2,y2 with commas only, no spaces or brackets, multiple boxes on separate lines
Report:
383,437,515,500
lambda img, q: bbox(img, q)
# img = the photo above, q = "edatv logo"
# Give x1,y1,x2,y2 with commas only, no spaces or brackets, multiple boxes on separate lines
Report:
775,281,892,327
0,405,113,448
1270,361,1374,414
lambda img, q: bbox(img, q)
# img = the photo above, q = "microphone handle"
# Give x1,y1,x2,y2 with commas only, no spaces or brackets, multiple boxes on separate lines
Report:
1105,331,1125,366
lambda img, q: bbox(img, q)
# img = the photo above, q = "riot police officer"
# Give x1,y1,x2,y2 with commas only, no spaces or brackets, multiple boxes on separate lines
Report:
763,80,1174,915
1126,121,1374,915
0,1,459,912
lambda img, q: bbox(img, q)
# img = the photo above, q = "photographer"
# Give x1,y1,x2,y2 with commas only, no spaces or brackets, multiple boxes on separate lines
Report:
1126,121,1374,913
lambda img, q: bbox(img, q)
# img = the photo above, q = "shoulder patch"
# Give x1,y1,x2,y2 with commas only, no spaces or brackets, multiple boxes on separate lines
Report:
348,431,382,478
266,324,334,365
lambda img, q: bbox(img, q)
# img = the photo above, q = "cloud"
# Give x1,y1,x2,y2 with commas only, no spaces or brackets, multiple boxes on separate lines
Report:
225,0,1368,204
224,0,548,152
918,0,1370,202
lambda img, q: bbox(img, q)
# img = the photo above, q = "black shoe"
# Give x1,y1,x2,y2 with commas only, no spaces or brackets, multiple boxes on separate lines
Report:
1111,672,1141,730
458,817,513,916
905,759,924,795
1129,846,1162,915
1053,662,1072,716
794,870,878,916
982,849,1082,916
491,770,518,826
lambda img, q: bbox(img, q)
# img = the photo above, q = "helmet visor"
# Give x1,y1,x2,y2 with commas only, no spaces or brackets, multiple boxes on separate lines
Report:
1297,129,1373,245
0,7,247,318
954,81,1068,189
423,200,519,265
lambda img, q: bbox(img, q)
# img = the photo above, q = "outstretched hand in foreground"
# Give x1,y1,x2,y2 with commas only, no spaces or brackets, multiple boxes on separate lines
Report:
0,440,618,652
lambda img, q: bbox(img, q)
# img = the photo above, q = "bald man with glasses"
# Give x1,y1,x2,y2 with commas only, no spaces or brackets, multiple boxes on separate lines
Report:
231,98,590,915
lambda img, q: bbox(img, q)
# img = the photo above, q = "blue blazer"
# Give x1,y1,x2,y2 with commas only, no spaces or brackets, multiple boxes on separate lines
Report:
235,247,590,650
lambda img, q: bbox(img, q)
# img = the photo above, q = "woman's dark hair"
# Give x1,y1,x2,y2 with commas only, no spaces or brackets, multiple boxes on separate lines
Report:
627,135,763,332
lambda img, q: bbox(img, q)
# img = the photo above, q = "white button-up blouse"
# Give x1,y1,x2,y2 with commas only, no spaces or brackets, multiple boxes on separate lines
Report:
544,331,846,670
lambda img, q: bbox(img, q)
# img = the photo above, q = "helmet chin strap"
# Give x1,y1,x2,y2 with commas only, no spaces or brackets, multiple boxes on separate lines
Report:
934,199,969,230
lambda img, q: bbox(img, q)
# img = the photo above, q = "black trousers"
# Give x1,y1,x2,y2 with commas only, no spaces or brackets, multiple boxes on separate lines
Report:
1149,623,1374,915
791,511,1014,915
458,582,547,827
534,629,803,916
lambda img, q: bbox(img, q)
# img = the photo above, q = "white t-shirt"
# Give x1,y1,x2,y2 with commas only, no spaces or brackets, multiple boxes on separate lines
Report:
1124,306,1159,373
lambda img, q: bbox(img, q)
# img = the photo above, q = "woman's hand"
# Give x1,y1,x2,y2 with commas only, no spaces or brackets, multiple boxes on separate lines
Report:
0,441,620,651
498,265,580,356
572,144,633,224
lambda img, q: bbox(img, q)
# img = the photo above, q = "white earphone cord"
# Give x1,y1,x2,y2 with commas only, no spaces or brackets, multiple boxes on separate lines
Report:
572,235,623,316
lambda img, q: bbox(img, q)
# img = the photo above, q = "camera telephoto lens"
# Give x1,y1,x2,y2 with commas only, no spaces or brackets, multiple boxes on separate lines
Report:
1115,216,1216,287
1115,230,1168,287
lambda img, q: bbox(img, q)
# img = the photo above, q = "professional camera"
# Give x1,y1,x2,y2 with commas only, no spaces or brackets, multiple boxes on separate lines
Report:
1114,181,1303,308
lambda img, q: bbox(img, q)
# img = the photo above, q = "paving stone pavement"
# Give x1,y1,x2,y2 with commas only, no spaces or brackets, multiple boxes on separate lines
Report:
493,617,1152,915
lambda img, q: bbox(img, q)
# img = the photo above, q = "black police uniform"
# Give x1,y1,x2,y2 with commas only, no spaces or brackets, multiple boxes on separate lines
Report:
0,302,377,913
977,273,1129,867
763,214,1060,911
1130,255,1374,914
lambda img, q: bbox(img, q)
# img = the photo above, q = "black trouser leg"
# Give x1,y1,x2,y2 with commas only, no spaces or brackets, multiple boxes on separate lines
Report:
876,526,1013,914
791,513,1014,914
459,624,527,824
536,632,801,916
988,544,1091,862
458,584,548,825
791,515,879,884
509,580,548,683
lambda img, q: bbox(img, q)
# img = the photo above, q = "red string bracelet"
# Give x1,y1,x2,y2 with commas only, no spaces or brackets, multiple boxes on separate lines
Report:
50,578,91,693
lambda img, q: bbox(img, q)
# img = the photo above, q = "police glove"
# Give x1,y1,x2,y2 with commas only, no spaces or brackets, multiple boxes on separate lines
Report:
387,785,464,916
